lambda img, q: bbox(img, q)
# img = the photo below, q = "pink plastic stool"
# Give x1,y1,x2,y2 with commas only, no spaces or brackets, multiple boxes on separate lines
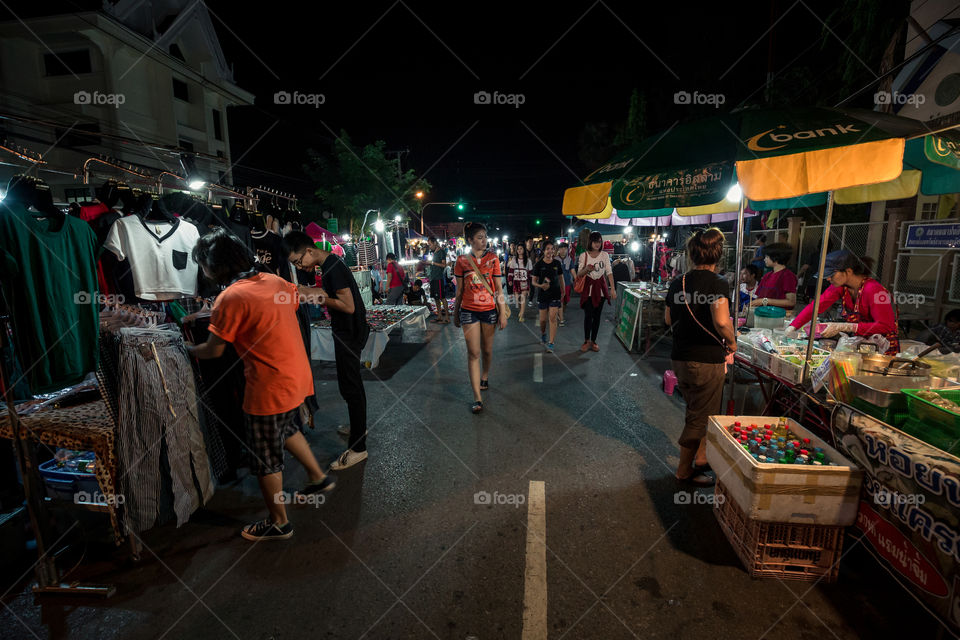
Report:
663,370,678,396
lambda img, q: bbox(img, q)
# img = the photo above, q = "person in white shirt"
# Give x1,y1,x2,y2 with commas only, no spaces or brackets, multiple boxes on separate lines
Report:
575,231,617,352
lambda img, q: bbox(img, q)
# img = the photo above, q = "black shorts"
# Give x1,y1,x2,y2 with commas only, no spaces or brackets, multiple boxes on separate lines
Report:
430,278,449,299
538,298,561,310
245,406,303,476
459,308,498,325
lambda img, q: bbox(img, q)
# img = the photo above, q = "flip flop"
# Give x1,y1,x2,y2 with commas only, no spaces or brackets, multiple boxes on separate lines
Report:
471,401,483,414
480,379,489,390
693,462,712,473
676,472,715,487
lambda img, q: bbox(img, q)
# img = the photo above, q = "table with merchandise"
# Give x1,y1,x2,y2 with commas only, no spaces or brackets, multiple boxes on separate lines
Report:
310,305,429,368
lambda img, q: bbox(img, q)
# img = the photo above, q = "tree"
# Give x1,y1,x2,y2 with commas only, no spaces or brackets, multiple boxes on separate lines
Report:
302,129,430,236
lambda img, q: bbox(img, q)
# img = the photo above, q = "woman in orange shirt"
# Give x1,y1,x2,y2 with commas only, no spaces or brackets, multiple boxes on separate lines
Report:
453,222,509,413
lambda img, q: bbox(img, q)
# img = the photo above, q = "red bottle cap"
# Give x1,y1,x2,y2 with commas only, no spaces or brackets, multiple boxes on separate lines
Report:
803,438,811,444
800,449,808,456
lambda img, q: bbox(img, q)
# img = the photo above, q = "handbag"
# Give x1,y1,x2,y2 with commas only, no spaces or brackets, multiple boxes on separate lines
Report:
682,273,734,366
468,255,511,320
573,253,586,294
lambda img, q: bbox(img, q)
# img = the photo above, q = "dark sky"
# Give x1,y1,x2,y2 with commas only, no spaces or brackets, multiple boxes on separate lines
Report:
211,0,853,235
4,1,867,236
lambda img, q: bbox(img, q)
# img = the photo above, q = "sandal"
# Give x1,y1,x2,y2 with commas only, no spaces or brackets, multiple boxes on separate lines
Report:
580,342,590,352
676,472,715,487
480,379,489,391
693,462,712,473
471,401,483,414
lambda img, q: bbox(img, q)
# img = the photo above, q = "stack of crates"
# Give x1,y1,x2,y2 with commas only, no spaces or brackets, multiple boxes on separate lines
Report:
706,415,863,582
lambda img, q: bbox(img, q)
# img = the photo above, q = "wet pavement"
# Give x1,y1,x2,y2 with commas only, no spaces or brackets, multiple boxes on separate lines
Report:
0,305,946,639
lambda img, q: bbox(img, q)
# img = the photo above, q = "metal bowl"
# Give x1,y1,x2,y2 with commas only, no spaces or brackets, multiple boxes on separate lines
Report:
860,354,932,377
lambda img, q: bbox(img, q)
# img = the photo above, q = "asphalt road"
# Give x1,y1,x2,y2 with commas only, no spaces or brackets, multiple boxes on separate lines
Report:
0,303,947,639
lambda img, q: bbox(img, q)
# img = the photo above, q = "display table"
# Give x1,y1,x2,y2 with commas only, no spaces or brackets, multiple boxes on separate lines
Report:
0,400,122,541
311,305,429,368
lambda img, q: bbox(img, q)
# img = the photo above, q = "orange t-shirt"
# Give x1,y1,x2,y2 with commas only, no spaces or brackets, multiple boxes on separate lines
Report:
454,251,502,311
208,273,313,416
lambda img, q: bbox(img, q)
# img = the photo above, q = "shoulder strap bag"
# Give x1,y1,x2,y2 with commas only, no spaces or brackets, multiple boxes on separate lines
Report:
468,254,511,320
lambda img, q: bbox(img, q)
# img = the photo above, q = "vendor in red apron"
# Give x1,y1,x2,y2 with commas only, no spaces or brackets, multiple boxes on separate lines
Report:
786,250,900,355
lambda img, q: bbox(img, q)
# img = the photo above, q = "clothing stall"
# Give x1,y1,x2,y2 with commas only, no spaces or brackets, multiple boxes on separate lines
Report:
0,143,322,594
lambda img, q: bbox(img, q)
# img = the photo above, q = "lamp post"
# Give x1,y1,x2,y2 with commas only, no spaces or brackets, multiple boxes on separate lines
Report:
415,194,461,236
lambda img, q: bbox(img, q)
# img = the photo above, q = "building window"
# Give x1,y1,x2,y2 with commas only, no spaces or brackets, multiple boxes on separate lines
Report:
169,43,185,62
179,138,194,153
44,50,92,76
172,78,190,102
212,109,223,141
920,201,938,220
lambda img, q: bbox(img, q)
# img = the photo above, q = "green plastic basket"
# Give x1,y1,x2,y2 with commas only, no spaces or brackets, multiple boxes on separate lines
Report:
900,416,960,454
902,389,960,434
850,396,909,428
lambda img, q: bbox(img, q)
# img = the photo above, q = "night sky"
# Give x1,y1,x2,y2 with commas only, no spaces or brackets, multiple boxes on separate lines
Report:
211,0,850,235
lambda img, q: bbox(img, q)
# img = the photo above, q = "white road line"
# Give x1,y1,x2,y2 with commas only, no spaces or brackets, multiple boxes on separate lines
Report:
533,353,543,382
522,480,547,640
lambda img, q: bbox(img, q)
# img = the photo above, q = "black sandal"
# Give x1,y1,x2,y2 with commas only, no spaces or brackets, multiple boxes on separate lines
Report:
471,401,483,414
693,462,712,473
676,472,715,487
480,379,489,391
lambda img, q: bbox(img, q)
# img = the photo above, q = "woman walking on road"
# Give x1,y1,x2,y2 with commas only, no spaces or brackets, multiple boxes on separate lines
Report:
508,243,532,322
576,231,616,352
454,222,509,414
531,240,564,353
664,227,736,487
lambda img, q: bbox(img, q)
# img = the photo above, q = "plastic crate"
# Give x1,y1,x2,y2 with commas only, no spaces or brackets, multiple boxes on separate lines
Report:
753,347,776,371
849,396,908,428
705,415,862,525
902,389,960,432
713,481,843,582
736,338,755,363
38,455,99,503
900,416,960,454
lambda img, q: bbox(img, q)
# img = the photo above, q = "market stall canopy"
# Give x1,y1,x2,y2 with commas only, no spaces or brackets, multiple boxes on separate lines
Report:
592,209,758,227
563,107,949,213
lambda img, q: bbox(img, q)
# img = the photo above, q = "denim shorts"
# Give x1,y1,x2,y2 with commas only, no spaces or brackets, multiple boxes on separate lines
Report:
460,308,498,325
538,298,561,310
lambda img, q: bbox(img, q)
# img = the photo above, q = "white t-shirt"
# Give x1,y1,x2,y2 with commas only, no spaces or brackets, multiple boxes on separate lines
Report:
105,216,200,300
579,251,613,280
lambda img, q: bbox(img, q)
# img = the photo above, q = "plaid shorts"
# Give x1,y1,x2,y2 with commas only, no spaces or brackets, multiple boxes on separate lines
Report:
245,406,303,476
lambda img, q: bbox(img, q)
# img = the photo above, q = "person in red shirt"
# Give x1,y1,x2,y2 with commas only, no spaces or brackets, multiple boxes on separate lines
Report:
749,242,797,310
787,250,900,354
187,229,335,542
453,222,508,413
385,253,406,304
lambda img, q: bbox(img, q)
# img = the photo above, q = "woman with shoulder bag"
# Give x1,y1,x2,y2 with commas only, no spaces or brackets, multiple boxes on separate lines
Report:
664,227,736,487
575,231,616,352
453,222,509,414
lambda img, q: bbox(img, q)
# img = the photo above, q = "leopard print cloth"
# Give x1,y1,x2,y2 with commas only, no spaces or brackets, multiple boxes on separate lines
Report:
0,400,122,543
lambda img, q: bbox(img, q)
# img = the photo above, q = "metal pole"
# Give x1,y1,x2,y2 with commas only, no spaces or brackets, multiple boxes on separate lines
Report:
801,190,834,381
727,196,746,414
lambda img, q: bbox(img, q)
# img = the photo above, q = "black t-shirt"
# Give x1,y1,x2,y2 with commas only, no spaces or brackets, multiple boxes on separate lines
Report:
251,230,291,281
532,258,564,301
321,254,368,340
666,270,729,364
405,286,427,305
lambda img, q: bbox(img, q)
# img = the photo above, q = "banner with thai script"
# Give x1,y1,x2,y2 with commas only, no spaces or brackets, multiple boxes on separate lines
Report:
832,404,960,633
609,162,735,210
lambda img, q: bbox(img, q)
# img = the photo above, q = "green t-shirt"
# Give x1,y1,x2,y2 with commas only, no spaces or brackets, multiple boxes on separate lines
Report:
428,247,447,280
0,202,99,393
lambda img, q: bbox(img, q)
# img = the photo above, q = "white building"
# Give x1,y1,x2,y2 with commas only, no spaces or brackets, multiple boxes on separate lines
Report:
0,0,254,199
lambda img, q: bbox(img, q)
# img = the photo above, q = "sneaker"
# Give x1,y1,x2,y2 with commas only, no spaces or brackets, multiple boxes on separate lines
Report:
330,449,368,470
241,518,293,541
300,474,337,495
541,333,547,345
336,424,369,438
546,343,554,353
559,319,566,327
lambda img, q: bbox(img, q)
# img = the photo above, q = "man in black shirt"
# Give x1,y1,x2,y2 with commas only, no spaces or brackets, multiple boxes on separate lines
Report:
284,232,371,470
531,240,564,353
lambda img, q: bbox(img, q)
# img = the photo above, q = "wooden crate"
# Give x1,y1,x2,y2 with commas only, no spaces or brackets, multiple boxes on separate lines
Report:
714,481,844,582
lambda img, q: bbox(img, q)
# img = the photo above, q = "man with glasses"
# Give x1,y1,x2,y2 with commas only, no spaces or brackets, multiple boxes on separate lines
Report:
284,232,371,470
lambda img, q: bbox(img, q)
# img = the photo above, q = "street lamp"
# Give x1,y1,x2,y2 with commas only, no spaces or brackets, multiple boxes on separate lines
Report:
374,219,385,232
394,214,402,222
